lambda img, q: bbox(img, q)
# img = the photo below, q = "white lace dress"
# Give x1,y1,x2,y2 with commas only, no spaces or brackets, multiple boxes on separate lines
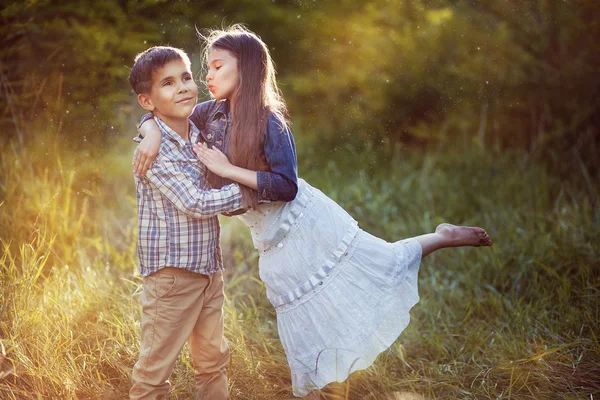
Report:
237,179,422,396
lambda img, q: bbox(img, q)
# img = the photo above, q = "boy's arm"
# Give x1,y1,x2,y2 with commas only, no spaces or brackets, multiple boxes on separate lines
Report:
145,161,245,218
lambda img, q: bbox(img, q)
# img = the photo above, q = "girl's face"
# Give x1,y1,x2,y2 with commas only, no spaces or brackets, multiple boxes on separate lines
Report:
206,47,239,101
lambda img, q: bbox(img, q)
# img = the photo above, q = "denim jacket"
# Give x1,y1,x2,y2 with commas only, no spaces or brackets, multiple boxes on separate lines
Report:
140,99,298,204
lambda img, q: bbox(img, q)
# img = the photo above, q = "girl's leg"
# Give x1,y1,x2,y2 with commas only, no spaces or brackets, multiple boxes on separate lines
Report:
413,223,492,258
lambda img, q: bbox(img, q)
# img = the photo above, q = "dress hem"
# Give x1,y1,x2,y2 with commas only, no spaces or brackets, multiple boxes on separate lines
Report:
289,238,423,397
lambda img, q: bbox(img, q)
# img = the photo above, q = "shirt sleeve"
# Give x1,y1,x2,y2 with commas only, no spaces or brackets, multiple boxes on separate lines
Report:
257,113,299,203
138,112,154,129
133,112,155,142
145,161,244,218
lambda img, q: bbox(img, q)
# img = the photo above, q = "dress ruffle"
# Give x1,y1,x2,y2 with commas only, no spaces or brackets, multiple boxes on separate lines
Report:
277,232,422,396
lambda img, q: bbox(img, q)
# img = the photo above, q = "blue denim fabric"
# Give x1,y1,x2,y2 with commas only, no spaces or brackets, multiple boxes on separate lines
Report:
256,112,299,202
140,99,298,203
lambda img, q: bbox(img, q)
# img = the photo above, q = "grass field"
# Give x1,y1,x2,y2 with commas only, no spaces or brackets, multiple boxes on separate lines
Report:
1,131,598,399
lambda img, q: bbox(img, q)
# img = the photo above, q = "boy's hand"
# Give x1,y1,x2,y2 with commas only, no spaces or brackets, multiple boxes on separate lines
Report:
133,134,161,176
193,143,233,178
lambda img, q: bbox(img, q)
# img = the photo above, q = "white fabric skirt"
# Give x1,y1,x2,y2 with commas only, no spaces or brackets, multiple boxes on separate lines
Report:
253,182,423,396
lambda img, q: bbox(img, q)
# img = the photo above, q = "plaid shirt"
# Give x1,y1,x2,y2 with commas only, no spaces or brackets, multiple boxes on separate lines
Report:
134,117,244,276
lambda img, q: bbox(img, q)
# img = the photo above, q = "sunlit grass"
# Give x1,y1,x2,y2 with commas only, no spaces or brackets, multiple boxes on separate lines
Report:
1,131,598,399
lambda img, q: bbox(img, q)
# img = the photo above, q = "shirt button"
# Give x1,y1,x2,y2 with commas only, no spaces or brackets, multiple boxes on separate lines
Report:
206,133,213,139
277,243,283,248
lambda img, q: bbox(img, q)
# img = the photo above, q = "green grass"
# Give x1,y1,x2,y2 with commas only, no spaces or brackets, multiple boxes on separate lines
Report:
0,132,598,399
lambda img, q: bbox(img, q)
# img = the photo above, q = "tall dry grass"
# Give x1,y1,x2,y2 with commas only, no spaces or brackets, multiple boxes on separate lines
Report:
1,131,598,399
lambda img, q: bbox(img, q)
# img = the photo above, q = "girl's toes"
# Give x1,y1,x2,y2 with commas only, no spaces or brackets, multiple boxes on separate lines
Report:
480,234,491,245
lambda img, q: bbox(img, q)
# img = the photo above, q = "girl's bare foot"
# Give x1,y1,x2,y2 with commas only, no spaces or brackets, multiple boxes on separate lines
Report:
435,223,492,247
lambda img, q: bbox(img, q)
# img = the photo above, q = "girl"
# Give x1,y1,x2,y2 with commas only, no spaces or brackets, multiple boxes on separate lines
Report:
134,25,492,398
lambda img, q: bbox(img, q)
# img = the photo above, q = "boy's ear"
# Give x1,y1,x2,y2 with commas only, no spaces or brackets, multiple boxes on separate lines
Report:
137,93,155,112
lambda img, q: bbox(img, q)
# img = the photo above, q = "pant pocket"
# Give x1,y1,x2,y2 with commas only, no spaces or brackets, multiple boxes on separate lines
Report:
154,272,177,299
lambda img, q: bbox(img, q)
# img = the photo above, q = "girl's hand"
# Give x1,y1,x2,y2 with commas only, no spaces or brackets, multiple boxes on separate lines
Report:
133,124,161,176
193,143,233,178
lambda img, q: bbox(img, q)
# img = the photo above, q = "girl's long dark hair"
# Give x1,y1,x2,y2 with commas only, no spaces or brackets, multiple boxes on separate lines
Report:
200,24,288,209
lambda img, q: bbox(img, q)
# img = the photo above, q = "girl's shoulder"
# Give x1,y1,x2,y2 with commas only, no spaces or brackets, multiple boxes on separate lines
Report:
190,100,225,128
193,99,220,112
266,109,290,135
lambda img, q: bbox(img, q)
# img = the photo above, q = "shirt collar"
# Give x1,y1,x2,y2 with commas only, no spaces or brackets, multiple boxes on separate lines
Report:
154,116,200,146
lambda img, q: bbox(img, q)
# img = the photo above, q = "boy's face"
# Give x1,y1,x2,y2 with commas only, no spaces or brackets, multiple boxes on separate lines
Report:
138,59,198,121
206,47,239,101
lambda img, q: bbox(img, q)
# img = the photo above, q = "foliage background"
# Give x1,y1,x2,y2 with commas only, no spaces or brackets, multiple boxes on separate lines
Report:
1,0,599,399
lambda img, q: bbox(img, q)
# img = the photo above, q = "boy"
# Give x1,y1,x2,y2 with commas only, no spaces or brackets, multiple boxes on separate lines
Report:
128,46,245,400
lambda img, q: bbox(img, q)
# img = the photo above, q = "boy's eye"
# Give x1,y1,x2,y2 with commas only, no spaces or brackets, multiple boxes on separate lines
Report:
163,81,173,86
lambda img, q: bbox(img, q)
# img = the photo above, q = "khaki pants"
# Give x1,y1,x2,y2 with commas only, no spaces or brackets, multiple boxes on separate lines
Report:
130,267,230,400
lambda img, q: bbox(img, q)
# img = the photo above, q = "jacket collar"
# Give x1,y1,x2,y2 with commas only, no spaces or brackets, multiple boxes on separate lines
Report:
212,99,230,120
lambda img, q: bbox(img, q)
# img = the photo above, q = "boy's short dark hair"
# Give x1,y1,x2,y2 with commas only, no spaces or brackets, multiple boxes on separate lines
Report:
129,46,191,94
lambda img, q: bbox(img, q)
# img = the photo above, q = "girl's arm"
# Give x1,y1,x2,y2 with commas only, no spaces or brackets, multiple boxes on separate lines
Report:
193,143,258,190
133,116,161,176
193,112,298,202
256,114,298,202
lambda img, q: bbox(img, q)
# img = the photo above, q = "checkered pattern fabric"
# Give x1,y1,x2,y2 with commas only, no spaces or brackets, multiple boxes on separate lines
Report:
134,116,244,276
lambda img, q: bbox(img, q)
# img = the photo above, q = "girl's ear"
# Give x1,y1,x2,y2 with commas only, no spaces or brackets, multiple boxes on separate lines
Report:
137,93,155,112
